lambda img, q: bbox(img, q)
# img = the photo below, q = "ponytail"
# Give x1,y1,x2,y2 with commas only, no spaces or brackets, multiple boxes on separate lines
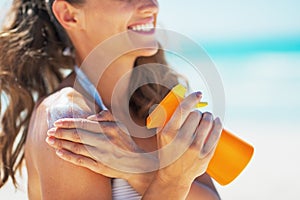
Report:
0,0,74,187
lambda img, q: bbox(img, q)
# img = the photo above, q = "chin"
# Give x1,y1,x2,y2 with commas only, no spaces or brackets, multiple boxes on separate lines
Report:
131,40,159,57
126,29,159,55
138,47,159,57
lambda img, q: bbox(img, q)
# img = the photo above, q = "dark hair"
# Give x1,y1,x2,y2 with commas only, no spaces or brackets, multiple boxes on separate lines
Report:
0,0,78,187
0,0,180,188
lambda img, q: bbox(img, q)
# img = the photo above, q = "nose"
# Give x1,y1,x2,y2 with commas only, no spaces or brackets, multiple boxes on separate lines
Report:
136,0,159,15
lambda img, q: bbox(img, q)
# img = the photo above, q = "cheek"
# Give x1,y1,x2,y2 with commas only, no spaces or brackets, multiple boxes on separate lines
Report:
85,9,132,36
81,2,134,47
85,2,133,26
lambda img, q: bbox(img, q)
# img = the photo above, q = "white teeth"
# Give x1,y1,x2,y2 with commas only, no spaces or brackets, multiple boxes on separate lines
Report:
130,23,154,32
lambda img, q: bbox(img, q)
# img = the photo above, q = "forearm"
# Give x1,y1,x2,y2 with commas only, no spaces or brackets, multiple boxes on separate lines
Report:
126,172,156,195
141,174,220,200
141,173,192,200
186,181,220,200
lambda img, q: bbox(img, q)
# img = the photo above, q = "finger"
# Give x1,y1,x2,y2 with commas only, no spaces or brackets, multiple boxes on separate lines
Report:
55,149,104,174
46,135,113,164
54,114,117,133
53,117,100,130
87,110,114,121
45,136,102,157
49,120,122,143
161,111,202,154
177,110,202,144
200,117,222,158
192,112,214,158
54,117,118,137
163,92,202,136
47,127,107,146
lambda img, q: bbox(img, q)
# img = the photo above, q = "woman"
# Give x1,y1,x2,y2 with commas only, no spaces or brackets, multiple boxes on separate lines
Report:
0,0,222,199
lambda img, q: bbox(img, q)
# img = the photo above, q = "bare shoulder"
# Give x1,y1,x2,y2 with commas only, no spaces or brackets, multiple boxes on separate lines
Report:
27,87,92,145
44,87,94,128
26,87,111,200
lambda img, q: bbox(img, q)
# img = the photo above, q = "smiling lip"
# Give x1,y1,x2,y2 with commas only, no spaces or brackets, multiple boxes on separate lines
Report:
128,18,156,35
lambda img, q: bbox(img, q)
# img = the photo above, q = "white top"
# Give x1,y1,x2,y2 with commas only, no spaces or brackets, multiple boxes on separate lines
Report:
112,179,142,200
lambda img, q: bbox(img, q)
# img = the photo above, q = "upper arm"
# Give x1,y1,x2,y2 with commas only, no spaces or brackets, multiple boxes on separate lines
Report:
185,173,220,200
37,141,112,200
28,88,112,200
37,144,111,200
194,173,218,192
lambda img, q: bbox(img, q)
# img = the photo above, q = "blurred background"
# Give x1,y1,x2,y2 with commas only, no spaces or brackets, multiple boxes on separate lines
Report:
1,0,300,199
158,1,300,199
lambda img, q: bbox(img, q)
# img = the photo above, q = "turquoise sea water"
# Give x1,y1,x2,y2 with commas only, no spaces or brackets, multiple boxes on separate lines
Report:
165,37,300,136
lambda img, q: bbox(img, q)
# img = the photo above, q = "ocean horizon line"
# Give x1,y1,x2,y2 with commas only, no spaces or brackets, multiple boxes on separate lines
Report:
193,36,300,56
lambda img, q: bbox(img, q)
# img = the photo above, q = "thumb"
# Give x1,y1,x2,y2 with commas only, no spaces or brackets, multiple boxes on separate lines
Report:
87,110,114,121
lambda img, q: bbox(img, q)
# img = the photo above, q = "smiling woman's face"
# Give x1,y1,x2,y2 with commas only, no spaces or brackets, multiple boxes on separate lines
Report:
78,0,159,57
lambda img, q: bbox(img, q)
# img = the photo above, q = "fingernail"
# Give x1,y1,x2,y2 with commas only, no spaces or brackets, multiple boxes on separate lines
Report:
215,117,223,125
195,91,202,98
54,120,62,127
46,137,55,145
47,128,56,136
56,149,63,157
203,113,213,120
87,114,97,120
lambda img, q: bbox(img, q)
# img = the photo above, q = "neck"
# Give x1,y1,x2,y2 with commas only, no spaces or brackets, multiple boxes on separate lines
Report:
98,55,136,109
76,53,136,110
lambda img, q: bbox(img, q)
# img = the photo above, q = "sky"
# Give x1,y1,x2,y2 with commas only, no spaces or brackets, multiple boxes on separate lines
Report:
158,0,300,41
1,0,300,42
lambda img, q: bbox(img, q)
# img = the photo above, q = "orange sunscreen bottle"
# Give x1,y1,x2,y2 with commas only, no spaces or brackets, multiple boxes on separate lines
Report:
146,84,254,185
